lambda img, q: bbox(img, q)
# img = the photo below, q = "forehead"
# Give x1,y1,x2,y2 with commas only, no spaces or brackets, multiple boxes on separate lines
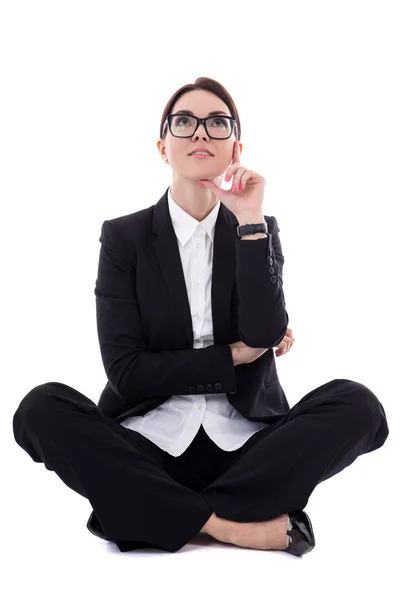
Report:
173,90,231,117
173,109,230,117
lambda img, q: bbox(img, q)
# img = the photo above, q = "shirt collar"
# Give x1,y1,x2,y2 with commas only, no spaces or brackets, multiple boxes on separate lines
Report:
167,186,220,247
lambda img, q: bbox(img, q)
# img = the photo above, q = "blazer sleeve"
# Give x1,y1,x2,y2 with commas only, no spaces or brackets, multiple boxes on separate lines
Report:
95,219,236,403
235,215,289,348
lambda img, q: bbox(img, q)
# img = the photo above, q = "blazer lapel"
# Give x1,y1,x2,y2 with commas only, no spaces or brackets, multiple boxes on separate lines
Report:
152,189,239,348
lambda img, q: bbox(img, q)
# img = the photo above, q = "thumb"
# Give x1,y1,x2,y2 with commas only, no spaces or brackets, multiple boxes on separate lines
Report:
198,180,224,195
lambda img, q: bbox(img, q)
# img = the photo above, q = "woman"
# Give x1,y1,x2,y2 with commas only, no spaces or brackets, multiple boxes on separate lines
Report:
12,77,389,556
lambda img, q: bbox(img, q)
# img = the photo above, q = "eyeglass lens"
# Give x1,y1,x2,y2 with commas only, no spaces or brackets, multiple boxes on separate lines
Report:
170,114,233,139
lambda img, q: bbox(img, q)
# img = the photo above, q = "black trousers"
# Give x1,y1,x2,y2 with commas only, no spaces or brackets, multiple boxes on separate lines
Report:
12,378,389,553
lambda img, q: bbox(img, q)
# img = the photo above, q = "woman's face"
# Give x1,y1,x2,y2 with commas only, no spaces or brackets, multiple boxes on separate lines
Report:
157,89,242,181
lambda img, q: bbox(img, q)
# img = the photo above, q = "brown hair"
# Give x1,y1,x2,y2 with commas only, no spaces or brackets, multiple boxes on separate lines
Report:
159,77,241,141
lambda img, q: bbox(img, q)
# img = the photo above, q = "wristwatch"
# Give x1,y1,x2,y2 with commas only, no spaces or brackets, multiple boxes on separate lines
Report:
236,222,268,239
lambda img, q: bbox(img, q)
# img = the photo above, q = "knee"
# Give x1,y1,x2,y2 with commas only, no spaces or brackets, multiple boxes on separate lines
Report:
334,379,388,436
13,382,64,430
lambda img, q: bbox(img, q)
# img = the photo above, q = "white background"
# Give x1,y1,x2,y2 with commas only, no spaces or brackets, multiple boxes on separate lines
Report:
2,1,399,599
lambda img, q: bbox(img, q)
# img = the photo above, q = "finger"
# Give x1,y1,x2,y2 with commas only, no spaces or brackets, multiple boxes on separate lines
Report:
231,167,247,192
277,339,289,355
197,179,226,198
225,161,241,178
239,171,254,191
233,139,241,164
224,164,241,183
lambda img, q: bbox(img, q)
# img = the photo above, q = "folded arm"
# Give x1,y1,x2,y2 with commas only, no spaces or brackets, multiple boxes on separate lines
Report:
95,220,236,405
235,215,289,348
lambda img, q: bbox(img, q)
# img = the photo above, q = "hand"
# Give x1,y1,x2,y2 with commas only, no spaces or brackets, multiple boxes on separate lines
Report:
274,327,295,357
230,327,295,366
229,340,269,366
197,140,266,218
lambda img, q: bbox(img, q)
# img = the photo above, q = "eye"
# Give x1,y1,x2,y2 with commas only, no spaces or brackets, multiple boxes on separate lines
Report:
211,117,229,128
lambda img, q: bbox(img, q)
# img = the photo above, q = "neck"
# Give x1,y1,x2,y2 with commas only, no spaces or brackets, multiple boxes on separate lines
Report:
170,174,222,222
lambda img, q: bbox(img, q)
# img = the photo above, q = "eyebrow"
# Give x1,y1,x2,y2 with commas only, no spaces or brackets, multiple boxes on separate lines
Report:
176,109,230,117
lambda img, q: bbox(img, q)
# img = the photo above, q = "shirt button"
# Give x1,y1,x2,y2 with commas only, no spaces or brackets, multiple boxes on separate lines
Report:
197,404,202,410
195,243,200,248
195,280,200,285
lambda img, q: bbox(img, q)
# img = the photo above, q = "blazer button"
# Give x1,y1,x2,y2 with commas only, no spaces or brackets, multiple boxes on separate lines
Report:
206,383,213,392
268,266,275,274
270,275,277,283
188,385,196,394
197,384,204,393
215,382,223,391
228,391,236,395
269,257,274,265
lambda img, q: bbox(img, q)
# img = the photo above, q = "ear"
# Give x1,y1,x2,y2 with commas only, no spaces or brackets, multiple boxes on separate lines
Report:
157,140,168,162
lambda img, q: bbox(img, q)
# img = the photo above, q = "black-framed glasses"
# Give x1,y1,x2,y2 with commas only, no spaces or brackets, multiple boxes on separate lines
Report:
163,113,237,140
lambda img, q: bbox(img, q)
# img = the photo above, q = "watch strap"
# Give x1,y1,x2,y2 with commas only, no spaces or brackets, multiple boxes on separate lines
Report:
237,222,268,239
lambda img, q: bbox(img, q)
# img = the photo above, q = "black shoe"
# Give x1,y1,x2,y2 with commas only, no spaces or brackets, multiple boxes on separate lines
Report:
86,510,108,541
282,510,316,556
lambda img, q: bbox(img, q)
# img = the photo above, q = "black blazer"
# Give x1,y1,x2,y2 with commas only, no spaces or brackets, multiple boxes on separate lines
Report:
96,187,291,425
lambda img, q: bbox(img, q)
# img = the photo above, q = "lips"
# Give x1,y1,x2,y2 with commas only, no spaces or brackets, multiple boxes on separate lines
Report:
189,150,214,156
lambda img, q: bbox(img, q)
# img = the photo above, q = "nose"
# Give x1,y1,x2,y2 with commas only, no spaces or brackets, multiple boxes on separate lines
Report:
192,121,209,140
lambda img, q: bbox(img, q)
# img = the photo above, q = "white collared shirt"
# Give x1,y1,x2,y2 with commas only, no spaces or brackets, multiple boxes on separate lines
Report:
119,186,270,456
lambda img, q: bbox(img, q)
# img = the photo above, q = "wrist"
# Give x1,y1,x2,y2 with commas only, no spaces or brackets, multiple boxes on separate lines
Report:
236,212,265,226
237,212,267,240
230,346,241,367
239,232,267,240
